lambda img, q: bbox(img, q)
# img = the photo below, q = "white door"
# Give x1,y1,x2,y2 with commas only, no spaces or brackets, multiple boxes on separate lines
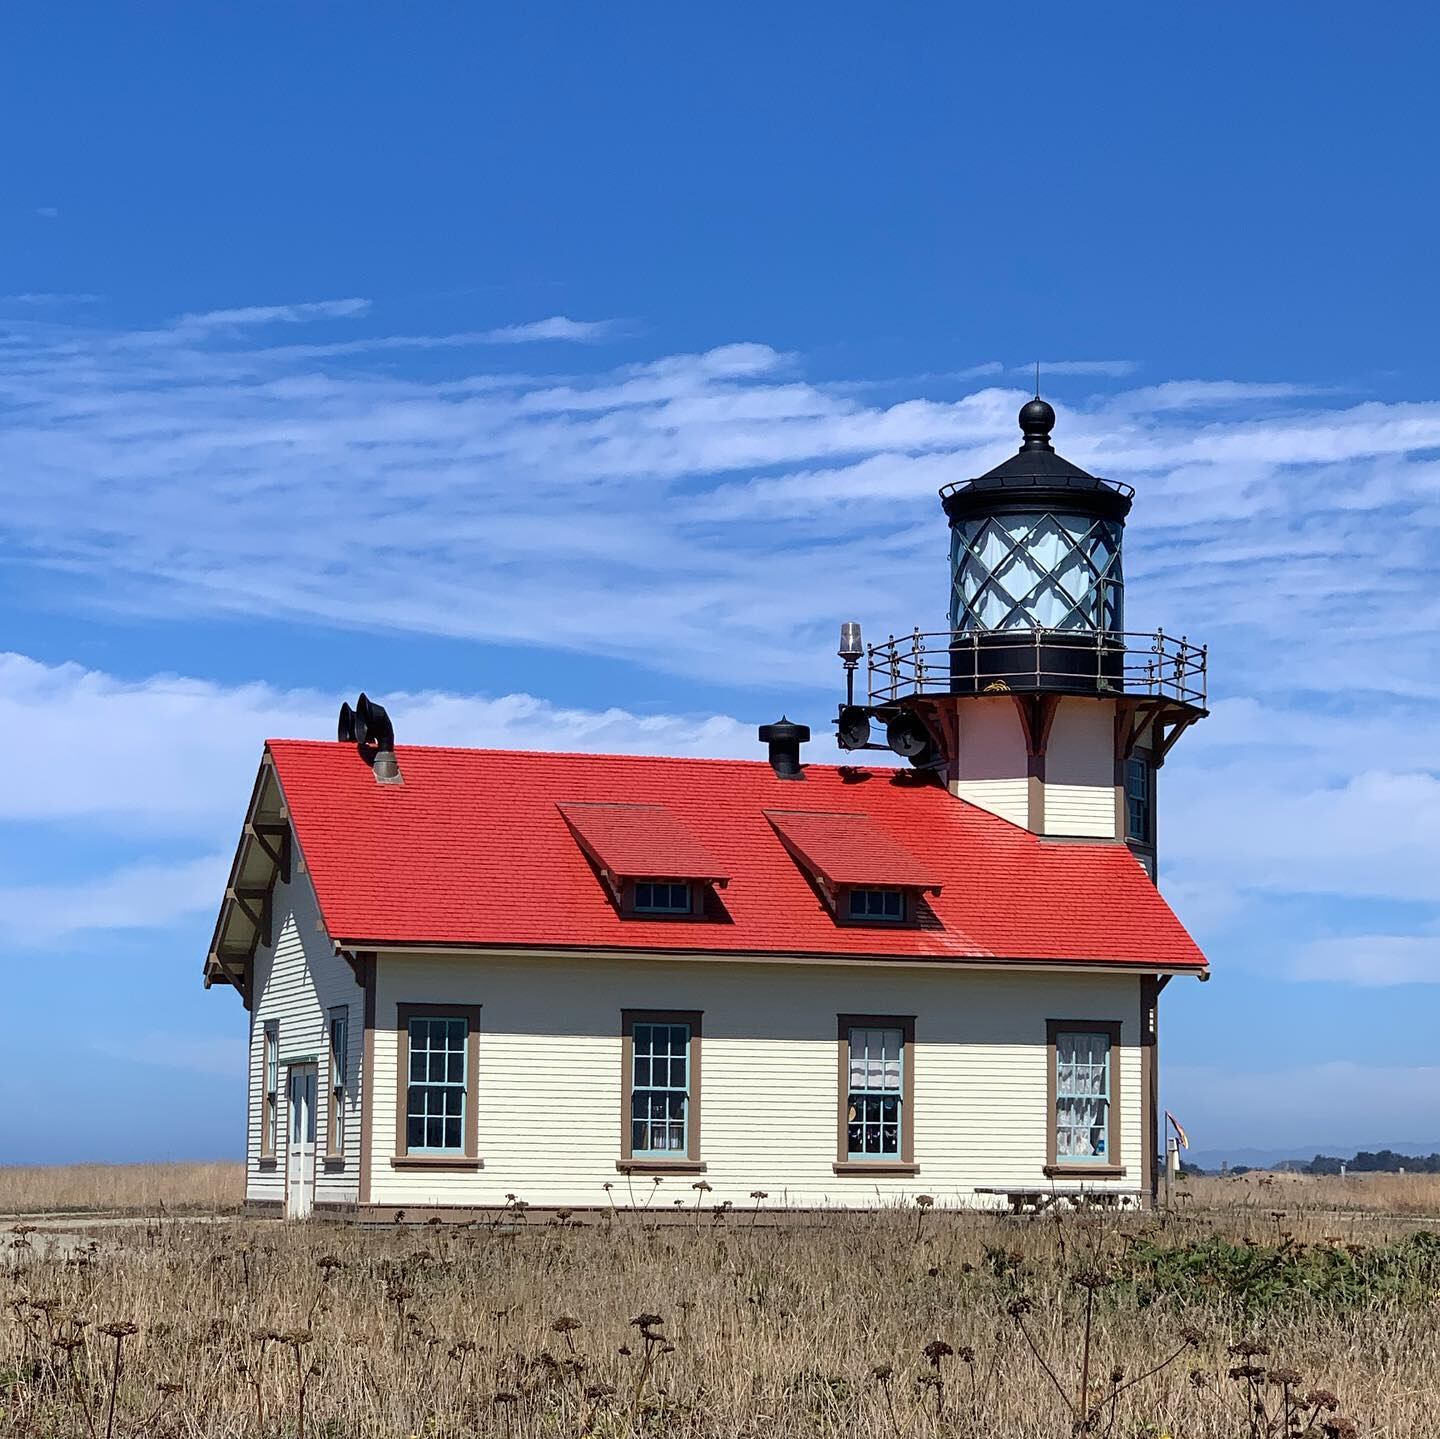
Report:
285,1063,318,1220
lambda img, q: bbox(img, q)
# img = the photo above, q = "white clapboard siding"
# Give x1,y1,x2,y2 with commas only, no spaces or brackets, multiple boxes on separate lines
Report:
1043,699,1118,838
245,865,365,1205
949,778,1030,829
370,952,1143,1210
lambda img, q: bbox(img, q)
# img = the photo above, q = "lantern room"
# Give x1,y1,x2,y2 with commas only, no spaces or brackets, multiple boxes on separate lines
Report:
833,396,1208,876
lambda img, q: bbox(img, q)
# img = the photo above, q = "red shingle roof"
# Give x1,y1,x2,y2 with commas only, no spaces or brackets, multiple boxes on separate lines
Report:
766,810,941,893
558,802,729,885
264,739,1206,970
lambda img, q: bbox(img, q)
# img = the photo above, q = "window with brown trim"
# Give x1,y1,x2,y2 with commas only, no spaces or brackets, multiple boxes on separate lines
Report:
1045,1019,1124,1176
260,1020,279,1162
835,1014,917,1175
393,1003,482,1170
326,1006,349,1164
618,1009,704,1173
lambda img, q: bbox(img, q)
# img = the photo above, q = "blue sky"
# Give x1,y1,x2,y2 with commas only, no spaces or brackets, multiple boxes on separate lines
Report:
2,6,1438,1163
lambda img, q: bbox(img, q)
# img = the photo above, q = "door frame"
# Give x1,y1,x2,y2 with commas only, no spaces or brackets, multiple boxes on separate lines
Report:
283,1058,319,1220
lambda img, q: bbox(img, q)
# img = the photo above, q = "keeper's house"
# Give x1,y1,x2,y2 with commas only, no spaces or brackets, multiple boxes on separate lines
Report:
204,400,1210,1219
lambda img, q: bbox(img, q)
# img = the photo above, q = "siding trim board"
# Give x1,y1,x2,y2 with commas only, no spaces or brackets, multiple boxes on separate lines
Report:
393,1002,483,1167
1044,1018,1125,1178
358,952,376,1204
1139,976,1159,1205
620,1009,703,1170
835,1014,917,1174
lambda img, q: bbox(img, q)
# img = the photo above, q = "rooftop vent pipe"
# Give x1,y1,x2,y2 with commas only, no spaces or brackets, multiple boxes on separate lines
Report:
758,716,810,780
338,693,402,784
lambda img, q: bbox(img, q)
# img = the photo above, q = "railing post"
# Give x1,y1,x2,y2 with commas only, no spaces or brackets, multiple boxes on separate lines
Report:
912,628,923,693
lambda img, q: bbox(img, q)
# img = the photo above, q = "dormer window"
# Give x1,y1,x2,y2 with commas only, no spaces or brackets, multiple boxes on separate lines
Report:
765,810,941,930
847,888,904,922
635,881,693,915
557,802,728,922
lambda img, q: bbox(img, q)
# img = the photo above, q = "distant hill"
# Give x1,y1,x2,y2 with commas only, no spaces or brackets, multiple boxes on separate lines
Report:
1186,1141,1440,1174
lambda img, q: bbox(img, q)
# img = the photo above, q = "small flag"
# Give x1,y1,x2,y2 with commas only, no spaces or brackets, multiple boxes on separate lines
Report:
1165,1111,1189,1150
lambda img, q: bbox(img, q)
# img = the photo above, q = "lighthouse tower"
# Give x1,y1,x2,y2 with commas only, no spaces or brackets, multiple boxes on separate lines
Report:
835,398,1206,879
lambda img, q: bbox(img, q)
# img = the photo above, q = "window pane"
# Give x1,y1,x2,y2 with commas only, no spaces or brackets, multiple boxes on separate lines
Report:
447,1050,464,1083
1056,1033,1110,1159
444,1117,461,1150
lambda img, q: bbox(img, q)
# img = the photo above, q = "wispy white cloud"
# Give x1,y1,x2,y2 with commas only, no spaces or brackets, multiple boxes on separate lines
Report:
478,315,625,344
1,292,102,306
171,297,371,334
0,852,230,945
1292,935,1440,986
0,309,1438,965
0,651,754,833
1022,359,1140,377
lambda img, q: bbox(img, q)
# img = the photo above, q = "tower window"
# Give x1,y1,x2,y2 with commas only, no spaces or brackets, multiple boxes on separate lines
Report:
634,881,692,914
1125,757,1153,845
848,888,905,922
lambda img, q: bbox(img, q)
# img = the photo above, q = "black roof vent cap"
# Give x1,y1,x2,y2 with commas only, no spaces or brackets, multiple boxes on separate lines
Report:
758,716,810,781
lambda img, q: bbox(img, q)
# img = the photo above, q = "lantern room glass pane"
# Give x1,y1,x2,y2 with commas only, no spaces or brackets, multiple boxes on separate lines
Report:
950,513,1124,633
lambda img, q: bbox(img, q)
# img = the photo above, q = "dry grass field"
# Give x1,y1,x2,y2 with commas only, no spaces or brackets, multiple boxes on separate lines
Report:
0,1163,245,1217
7,1172,1440,1437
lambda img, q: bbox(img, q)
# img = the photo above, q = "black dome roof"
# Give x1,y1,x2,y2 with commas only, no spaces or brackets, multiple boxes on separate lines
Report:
940,400,1134,522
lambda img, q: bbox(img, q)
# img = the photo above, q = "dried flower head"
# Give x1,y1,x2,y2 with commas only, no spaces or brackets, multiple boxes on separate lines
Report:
870,1363,894,1383
1306,1390,1340,1412
1322,1419,1357,1439
691,1180,712,1192
552,1316,582,1333
1228,1339,1271,1359
1178,1324,1205,1348
957,1346,976,1365
99,1321,139,1340
750,1190,768,1200
1268,1366,1303,1387
923,1339,953,1366
1007,1297,1034,1318
915,1194,935,1208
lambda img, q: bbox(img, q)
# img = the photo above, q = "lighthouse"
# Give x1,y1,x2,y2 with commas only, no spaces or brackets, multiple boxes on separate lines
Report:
835,398,1206,879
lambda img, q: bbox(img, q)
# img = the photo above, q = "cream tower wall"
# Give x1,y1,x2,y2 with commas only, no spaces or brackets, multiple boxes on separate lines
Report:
365,950,1144,1211
245,866,365,1206
947,696,1030,827
947,694,1121,839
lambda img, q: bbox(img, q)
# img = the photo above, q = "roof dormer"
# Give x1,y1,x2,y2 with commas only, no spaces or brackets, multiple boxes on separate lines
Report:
764,809,941,926
558,802,729,920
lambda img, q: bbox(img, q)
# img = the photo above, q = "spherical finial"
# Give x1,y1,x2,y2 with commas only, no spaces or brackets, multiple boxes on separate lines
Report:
1018,397,1055,451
